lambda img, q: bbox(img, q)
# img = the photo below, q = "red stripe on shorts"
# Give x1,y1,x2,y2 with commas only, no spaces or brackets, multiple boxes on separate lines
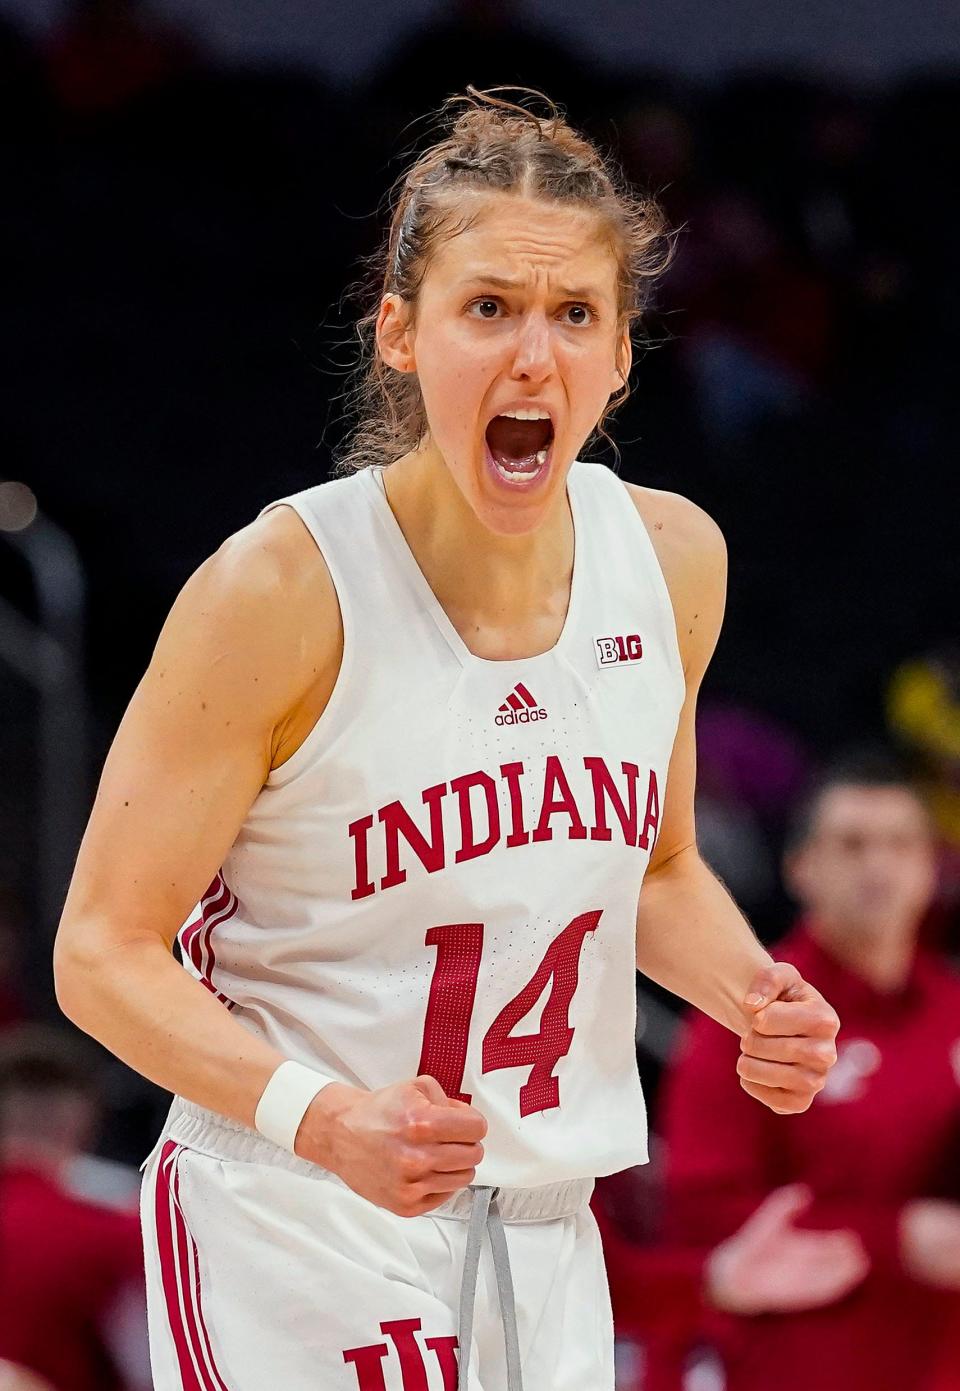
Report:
155,1140,231,1391
172,1153,231,1391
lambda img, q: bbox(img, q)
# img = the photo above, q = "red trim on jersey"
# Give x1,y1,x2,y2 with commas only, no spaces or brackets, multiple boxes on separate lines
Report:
155,1141,231,1391
181,874,238,1010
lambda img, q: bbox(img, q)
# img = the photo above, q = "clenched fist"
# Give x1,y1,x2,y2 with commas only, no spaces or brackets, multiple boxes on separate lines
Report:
737,962,840,1115
294,1074,488,1217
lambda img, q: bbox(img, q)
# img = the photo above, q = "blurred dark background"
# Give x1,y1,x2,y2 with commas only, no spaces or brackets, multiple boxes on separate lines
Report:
1,0,958,1186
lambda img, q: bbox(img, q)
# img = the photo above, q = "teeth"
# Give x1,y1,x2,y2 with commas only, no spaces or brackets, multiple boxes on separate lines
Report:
496,464,539,480
500,408,551,421
492,445,550,483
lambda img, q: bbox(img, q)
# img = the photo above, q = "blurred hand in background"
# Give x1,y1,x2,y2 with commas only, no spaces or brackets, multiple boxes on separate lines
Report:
705,1183,870,1314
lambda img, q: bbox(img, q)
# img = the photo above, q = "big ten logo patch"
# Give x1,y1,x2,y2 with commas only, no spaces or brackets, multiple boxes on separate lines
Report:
343,1318,458,1390
820,1038,882,1104
595,634,643,668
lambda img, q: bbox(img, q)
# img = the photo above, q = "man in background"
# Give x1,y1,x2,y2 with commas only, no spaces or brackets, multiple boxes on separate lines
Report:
596,1177,869,1388
656,750,960,1391
0,1024,151,1391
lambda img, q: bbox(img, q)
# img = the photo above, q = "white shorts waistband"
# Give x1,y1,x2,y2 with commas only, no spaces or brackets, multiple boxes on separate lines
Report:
157,1095,594,1222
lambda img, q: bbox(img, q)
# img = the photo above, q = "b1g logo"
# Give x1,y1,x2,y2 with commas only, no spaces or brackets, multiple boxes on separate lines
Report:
595,633,643,667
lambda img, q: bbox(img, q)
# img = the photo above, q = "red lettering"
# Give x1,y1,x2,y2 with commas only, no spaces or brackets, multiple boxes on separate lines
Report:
450,771,500,863
380,1320,429,1391
585,757,639,845
483,910,601,1115
532,755,587,843
499,760,529,846
424,1336,459,1390
350,756,660,896
417,924,483,1103
379,782,447,890
638,768,660,850
344,1325,458,1391
348,814,375,900
418,911,601,1116
343,1342,389,1391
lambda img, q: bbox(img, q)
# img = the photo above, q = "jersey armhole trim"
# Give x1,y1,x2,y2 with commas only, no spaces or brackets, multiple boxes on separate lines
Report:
260,499,355,788
608,472,687,704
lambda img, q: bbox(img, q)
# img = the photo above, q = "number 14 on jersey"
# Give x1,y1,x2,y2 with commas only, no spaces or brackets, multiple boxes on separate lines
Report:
416,911,602,1117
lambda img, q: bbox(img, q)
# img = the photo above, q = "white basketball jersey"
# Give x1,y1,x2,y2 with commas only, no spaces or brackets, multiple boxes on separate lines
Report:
176,459,685,1188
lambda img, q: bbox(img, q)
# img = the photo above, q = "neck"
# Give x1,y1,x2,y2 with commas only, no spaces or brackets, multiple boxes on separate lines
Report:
810,917,917,993
382,444,574,653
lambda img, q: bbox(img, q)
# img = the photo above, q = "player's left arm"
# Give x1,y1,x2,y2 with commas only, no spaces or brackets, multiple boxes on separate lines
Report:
628,484,840,1115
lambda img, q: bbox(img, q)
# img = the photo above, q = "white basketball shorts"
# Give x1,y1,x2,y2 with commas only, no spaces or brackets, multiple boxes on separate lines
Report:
139,1097,616,1390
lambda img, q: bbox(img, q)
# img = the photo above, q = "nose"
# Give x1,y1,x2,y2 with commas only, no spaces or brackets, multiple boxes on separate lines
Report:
509,310,556,381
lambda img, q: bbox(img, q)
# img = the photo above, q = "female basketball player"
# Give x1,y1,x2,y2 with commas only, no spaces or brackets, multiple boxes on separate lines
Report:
53,88,840,1391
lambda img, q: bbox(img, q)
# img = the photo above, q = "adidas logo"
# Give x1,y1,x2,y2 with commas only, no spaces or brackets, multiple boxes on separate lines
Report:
495,681,548,726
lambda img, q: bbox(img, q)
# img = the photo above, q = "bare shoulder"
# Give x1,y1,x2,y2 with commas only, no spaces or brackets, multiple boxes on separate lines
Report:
54,501,345,965
216,501,337,626
187,502,338,664
151,501,342,768
218,503,342,757
620,479,726,576
620,479,727,679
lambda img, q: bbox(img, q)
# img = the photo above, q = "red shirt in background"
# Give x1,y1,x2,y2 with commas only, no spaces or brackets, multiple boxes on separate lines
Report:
591,1194,710,1344
653,920,960,1391
0,1163,145,1391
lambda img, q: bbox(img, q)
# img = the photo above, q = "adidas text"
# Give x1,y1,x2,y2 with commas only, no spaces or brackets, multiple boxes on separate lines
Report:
495,707,548,726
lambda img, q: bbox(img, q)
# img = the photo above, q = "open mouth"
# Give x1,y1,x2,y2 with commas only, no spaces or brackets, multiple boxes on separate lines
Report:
484,414,554,484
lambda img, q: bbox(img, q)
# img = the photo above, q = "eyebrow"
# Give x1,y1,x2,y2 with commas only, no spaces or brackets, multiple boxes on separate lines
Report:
456,272,604,301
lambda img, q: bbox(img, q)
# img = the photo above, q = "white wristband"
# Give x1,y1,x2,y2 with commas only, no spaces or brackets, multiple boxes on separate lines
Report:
254,1060,336,1155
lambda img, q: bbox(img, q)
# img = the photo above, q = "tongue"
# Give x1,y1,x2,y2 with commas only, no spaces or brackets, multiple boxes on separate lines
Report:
486,415,551,471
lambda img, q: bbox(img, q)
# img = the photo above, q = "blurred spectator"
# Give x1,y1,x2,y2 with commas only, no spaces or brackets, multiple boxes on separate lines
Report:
595,1173,867,1390
652,749,960,1390
0,1024,151,1391
42,0,200,118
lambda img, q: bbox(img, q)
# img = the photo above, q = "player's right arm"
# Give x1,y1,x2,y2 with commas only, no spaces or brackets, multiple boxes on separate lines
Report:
53,506,485,1216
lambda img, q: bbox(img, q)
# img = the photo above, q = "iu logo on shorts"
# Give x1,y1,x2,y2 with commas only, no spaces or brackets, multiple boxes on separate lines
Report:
595,633,643,667
343,1318,458,1390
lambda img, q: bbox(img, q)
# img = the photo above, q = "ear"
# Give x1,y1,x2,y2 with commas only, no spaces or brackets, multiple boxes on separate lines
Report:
377,293,417,373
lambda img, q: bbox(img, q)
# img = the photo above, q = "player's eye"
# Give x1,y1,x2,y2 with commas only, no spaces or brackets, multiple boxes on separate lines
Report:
466,298,597,325
468,298,501,319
